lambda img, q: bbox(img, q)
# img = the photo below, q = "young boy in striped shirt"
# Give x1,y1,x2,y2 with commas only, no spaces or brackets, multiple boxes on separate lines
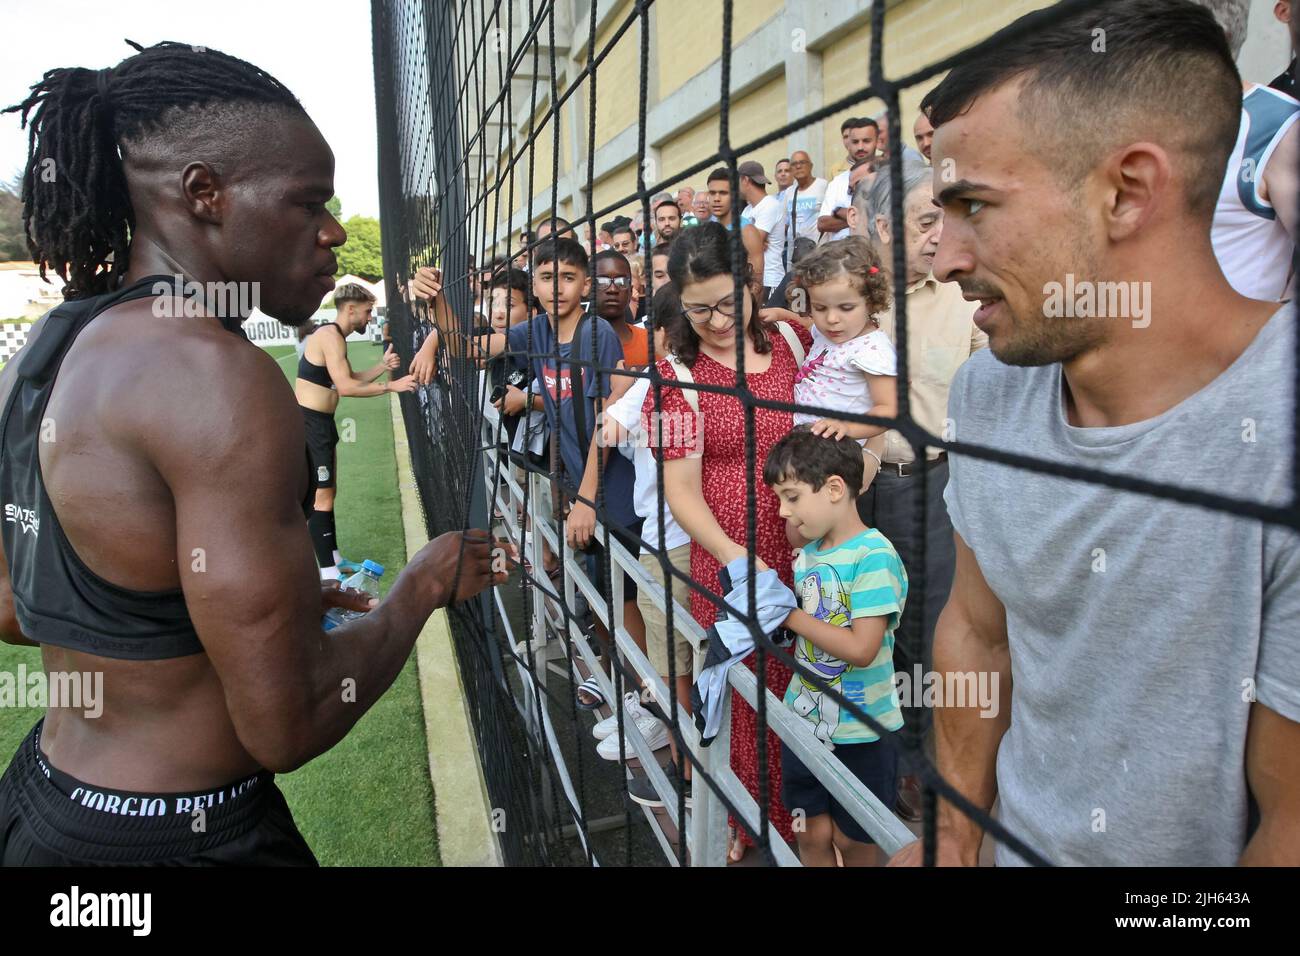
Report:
764,426,908,866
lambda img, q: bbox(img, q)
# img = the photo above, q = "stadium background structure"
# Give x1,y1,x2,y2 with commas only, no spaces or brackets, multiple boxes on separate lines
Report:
369,0,1300,866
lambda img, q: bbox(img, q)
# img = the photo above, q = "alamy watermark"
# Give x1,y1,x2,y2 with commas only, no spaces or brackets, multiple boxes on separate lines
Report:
0,664,103,718
595,409,703,454
1043,274,1151,328
892,665,1000,718
151,275,261,318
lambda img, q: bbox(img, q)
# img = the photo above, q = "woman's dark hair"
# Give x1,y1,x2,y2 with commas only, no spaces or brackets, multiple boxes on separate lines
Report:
665,220,769,366
5,40,306,299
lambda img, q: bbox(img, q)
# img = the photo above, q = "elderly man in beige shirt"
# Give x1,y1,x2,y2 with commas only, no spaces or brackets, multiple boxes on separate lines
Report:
844,152,987,822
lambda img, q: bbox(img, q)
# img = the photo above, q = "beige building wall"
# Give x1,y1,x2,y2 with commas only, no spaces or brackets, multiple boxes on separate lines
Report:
591,159,642,222
593,1,641,150
656,75,787,207
654,0,783,101
819,0,1053,177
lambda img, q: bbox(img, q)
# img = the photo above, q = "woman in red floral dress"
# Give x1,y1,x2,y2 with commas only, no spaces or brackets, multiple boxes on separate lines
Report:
644,223,811,861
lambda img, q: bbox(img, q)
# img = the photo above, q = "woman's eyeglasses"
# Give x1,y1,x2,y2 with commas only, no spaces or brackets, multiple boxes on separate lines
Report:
681,296,740,325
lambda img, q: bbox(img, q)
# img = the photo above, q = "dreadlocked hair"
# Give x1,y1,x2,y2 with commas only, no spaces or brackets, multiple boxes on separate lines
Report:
3,40,306,299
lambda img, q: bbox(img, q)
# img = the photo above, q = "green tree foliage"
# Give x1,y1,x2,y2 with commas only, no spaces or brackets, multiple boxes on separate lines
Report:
326,195,343,218
0,177,29,262
336,215,383,281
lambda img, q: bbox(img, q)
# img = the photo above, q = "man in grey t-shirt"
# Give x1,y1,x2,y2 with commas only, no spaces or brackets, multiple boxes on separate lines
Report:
890,0,1300,867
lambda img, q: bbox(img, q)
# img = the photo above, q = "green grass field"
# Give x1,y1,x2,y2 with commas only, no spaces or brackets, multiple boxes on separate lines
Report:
0,342,439,866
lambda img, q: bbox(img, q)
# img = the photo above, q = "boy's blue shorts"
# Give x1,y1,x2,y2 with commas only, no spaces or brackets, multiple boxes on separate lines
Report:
780,737,898,845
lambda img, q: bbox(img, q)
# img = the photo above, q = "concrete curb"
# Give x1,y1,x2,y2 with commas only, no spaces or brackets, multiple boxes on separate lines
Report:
390,394,502,867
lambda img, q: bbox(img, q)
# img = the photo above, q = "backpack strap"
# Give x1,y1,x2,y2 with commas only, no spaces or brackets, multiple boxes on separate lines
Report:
565,317,592,486
664,353,700,415
773,320,806,366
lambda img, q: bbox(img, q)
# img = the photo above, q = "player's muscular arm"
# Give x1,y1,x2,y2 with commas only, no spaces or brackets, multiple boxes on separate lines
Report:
888,532,1011,866
1240,703,1300,865
321,333,392,397
155,346,491,772
0,543,36,647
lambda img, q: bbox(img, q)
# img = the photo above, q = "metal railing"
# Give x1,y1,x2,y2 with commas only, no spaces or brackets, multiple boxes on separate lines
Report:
474,382,916,864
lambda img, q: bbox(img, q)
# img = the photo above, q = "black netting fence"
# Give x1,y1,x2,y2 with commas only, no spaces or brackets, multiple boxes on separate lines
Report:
369,0,1299,867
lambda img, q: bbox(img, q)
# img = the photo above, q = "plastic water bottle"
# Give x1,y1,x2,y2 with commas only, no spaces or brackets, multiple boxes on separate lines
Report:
323,560,385,631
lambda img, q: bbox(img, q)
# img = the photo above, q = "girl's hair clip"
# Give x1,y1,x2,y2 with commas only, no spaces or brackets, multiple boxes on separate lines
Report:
868,266,880,274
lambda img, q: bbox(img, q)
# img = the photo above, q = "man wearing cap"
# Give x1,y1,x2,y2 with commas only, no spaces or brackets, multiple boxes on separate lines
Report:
737,161,788,301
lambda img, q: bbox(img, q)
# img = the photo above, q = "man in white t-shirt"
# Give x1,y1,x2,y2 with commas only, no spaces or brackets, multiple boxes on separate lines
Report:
737,160,787,299
774,158,793,191
780,150,829,254
819,117,879,241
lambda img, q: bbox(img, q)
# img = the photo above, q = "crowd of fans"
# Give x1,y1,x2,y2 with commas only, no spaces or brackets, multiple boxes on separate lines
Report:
405,0,1300,868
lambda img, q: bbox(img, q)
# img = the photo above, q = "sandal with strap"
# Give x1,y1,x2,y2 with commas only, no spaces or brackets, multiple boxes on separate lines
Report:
575,675,606,710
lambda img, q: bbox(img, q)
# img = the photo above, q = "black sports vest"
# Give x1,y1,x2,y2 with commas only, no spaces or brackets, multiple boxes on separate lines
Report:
296,322,342,389
0,275,315,660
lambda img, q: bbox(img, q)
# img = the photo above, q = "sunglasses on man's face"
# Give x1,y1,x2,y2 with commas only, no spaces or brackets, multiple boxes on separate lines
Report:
595,276,631,289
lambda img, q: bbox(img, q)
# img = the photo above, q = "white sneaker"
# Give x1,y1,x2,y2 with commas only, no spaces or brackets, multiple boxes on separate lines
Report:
592,692,643,741
597,710,669,760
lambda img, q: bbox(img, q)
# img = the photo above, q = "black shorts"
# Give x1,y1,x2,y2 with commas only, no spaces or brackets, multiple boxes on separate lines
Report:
0,720,317,866
780,738,898,845
302,406,339,489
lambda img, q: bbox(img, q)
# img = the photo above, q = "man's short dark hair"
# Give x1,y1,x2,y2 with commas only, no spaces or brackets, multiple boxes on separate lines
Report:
925,0,1240,216
648,284,681,333
840,116,879,134
539,215,572,235
611,225,635,240
654,199,681,215
487,267,537,312
592,249,630,271
6,40,307,299
531,236,589,272
763,425,864,494
706,166,731,185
